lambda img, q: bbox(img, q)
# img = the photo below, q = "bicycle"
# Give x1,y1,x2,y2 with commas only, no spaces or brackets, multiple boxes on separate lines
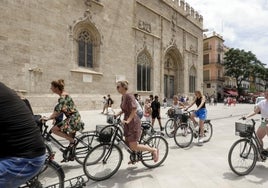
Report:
19,145,65,188
41,120,99,165
173,110,213,148
83,116,169,181
164,108,183,138
228,118,268,176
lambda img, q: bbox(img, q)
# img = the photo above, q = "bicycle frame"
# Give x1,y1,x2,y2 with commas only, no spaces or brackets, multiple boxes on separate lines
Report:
101,119,155,163
240,123,263,158
42,122,96,158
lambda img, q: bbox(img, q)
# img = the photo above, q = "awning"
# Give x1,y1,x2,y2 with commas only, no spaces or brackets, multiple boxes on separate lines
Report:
225,90,238,96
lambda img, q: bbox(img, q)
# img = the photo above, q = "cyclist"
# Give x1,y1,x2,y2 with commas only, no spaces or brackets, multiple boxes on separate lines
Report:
185,90,207,145
115,80,159,163
243,91,268,153
0,82,46,187
41,79,84,160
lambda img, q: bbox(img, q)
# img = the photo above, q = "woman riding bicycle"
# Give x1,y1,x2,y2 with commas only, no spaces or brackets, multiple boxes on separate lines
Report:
185,90,207,146
244,90,268,153
41,79,84,155
114,80,159,163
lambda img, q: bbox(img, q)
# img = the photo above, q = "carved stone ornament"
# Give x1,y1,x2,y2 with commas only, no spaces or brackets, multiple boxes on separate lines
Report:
138,20,151,33
84,0,92,6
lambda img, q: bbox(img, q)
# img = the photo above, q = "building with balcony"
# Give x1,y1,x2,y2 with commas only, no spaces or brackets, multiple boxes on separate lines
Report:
203,32,226,101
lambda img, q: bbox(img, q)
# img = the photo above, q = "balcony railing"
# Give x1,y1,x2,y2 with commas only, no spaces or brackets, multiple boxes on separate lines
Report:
204,77,225,82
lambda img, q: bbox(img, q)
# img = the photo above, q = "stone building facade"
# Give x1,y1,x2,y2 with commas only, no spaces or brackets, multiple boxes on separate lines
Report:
0,0,203,112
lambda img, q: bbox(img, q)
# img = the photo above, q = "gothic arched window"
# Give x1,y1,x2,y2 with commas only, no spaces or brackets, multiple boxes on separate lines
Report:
189,66,196,93
78,30,93,68
137,52,151,91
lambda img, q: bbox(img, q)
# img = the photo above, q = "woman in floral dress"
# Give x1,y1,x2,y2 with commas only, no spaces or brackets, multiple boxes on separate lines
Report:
42,79,84,147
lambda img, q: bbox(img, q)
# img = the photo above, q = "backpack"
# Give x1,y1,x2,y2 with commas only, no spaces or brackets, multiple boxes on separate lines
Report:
135,100,143,119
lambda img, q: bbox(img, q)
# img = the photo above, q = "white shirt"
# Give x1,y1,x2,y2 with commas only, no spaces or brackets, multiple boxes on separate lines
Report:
257,99,268,118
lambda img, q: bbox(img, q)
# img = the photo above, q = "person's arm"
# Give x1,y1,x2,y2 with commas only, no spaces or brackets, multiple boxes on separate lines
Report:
124,108,136,124
41,111,60,121
185,98,196,110
245,106,260,119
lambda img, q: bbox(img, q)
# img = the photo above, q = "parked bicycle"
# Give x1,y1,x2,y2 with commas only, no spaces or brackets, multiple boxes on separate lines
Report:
228,118,268,176
173,110,213,148
41,120,99,165
83,116,169,181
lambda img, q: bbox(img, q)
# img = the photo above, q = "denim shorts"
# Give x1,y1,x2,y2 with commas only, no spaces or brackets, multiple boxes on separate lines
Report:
194,108,207,121
0,154,46,188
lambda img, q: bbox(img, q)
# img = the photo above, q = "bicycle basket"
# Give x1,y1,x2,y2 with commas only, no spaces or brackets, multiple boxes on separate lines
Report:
181,114,189,123
96,125,113,143
235,122,253,137
106,114,114,124
167,108,175,118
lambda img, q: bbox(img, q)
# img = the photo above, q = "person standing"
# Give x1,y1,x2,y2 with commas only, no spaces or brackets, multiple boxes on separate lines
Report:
151,95,163,131
114,81,159,163
0,82,46,187
185,90,207,146
143,98,152,122
101,96,108,114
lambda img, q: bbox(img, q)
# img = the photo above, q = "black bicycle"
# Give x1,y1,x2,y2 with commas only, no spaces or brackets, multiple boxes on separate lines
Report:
42,120,99,165
83,116,169,181
173,110,213,148
19,145,65,188
228,118,268,176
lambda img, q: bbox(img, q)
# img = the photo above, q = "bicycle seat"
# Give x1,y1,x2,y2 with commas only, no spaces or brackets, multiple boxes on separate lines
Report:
141,124,151,130
204,120,210,123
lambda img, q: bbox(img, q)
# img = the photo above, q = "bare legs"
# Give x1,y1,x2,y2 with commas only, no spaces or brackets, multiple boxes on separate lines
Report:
51,126,75,144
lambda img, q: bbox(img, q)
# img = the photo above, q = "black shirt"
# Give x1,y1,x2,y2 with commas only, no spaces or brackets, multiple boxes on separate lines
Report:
0,82,45,158
195,97,206,109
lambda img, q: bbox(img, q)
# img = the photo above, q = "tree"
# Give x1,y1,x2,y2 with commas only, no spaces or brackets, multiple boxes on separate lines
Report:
223,48,264,96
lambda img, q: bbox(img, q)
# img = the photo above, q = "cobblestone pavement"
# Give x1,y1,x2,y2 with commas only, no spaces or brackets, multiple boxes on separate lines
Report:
42,103,268,188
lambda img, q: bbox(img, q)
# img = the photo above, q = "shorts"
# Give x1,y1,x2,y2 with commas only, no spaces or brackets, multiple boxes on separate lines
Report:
152,112,161,119
0,154,46,188
194,108,207,121
260,118,268,128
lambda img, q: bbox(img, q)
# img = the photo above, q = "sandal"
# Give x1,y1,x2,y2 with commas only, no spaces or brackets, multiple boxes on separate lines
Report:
153,149,159,163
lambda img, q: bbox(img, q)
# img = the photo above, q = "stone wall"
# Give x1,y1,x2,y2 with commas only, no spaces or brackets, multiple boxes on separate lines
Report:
0,0,203,112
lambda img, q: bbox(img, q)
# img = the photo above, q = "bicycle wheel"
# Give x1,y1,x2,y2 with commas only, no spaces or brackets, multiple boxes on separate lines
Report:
203,121,213,143
228,138,257,176
174,123,193,148
83,143,123,181
21,160,65,188
141,135,169,168
74,133,99,165
165,118,176,138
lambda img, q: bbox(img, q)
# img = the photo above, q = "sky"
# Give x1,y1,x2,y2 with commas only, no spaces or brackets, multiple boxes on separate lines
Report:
185,0,268,65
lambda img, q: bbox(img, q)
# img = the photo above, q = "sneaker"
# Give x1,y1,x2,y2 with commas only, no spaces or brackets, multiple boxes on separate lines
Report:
197,137,204,146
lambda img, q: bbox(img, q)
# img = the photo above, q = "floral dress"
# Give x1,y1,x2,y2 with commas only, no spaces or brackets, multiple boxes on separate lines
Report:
55,95,84,133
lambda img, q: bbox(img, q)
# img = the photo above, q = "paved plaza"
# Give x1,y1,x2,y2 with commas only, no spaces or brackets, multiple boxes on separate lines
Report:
43,103,268,188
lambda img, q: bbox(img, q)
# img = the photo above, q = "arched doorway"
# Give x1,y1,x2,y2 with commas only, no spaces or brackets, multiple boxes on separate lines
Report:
164,47,183,99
